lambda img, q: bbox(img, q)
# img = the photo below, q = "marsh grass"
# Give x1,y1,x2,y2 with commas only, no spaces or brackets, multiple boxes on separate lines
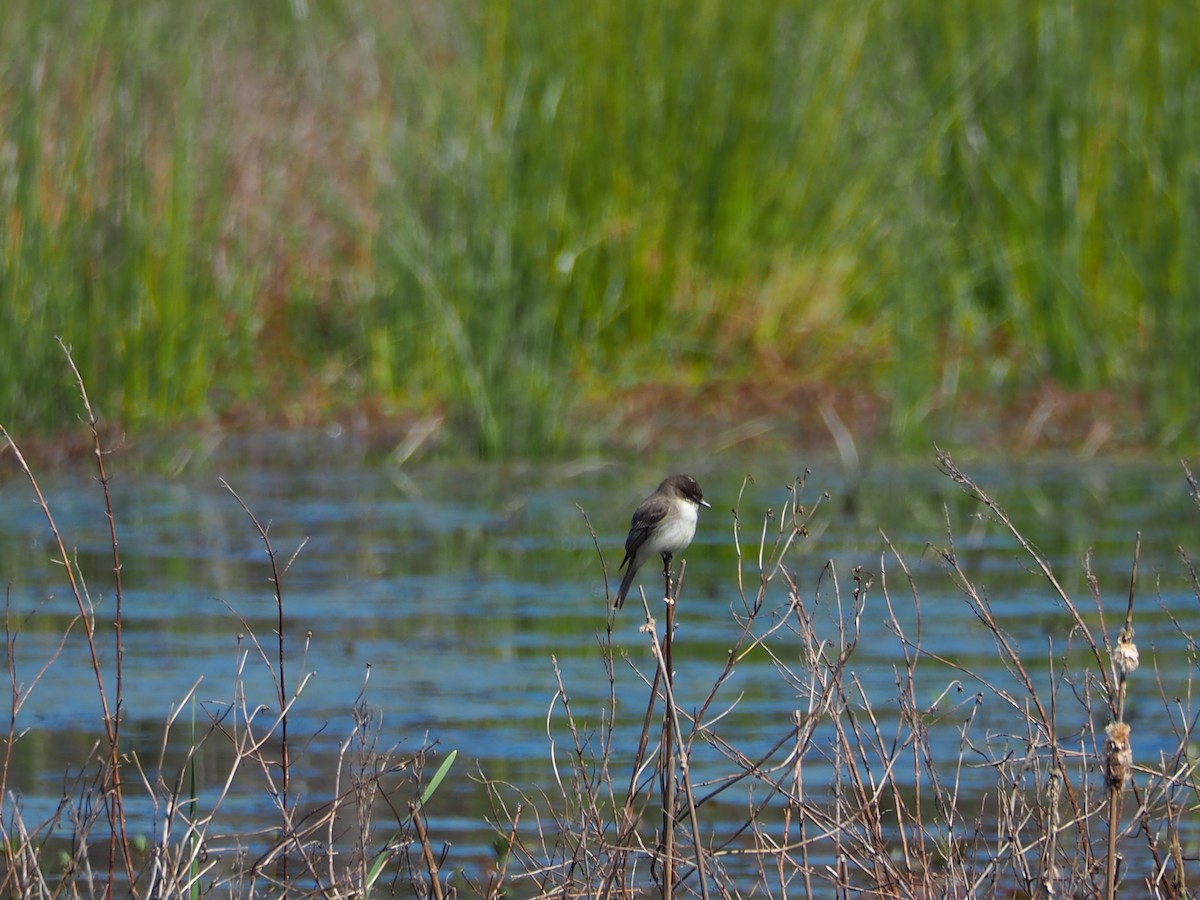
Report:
3,1,1200,453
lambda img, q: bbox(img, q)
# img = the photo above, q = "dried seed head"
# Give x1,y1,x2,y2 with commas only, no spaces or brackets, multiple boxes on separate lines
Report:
1113,629,1140,676
1104,721,1133,790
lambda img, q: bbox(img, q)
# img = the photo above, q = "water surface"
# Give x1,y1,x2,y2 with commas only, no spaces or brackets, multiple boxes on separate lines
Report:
1,441,1197,889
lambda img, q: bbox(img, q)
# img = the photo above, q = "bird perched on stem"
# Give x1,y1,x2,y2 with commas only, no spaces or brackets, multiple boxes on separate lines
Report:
614,474,710,609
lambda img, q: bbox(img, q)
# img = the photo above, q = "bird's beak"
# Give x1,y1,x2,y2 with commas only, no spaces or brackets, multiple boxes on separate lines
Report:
700,499,712,508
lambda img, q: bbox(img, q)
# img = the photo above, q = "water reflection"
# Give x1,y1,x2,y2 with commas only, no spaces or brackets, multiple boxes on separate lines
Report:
0,447,1196,882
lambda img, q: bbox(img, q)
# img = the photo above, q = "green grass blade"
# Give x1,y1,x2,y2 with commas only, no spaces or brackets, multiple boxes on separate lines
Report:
365,749,458,894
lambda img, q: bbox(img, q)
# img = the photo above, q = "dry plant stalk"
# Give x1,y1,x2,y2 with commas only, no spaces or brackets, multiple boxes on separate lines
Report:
0,357,454,897
491,460,1200,898
1,339,135,893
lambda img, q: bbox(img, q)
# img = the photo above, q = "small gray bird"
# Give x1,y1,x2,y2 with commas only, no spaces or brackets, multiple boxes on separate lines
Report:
614,474,711,609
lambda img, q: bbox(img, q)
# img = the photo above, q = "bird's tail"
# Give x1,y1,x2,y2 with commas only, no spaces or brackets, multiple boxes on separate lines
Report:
614,561,637,609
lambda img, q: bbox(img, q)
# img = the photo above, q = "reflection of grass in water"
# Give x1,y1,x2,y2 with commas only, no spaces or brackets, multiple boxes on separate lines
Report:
3,1,1199,452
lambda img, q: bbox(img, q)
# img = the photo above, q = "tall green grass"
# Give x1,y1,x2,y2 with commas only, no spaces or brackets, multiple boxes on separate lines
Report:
2,0,1197,453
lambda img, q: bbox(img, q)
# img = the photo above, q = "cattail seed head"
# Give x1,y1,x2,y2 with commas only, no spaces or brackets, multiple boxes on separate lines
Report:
1104,721,1133,790
1113,629,1140,676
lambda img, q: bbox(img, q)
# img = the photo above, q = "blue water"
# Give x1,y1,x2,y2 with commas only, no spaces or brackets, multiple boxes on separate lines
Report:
1,442,1197,891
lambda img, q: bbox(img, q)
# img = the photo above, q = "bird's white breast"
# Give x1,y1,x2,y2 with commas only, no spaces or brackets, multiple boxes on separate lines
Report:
645,499,699,557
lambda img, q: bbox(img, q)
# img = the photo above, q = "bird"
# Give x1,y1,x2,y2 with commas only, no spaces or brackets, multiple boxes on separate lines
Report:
614,474,711,609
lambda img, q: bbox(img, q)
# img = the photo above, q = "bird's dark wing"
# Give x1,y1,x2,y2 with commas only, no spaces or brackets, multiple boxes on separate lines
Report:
619,495,671,570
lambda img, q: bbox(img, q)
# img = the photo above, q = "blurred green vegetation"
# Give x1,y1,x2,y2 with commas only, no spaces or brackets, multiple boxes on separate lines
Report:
2,0,1196,455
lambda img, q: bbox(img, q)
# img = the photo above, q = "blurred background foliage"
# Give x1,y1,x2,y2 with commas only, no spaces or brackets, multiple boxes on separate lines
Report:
2,0,1196,455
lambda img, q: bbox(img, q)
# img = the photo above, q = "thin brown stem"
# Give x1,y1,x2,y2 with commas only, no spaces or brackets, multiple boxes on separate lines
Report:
221,478,295,885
